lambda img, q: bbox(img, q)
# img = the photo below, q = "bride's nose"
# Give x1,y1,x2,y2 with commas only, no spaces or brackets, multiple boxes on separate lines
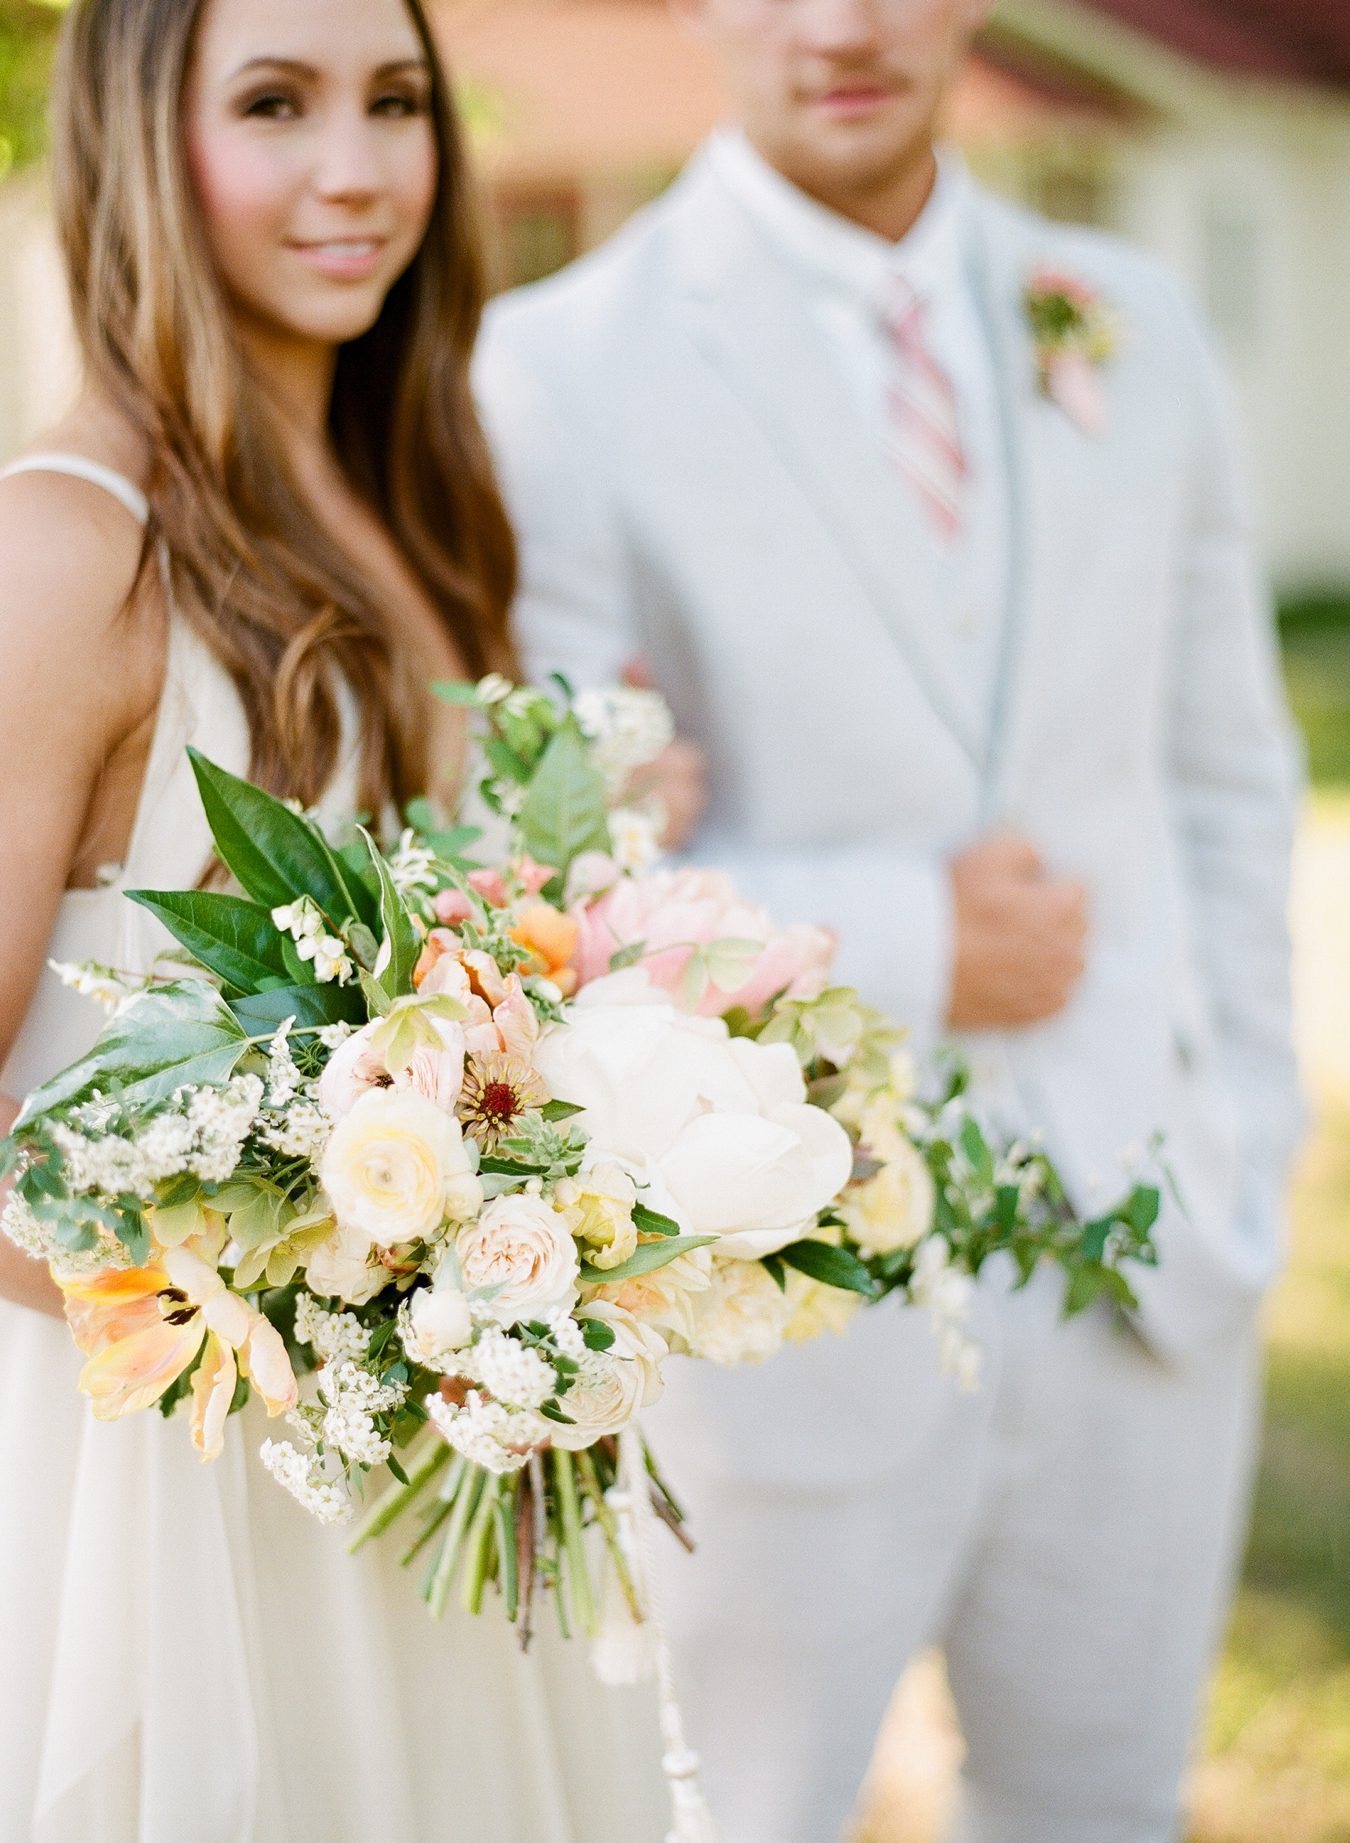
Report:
310,107,385,203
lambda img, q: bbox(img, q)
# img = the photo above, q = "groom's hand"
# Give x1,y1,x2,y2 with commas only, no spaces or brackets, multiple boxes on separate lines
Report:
946,835,1088,1030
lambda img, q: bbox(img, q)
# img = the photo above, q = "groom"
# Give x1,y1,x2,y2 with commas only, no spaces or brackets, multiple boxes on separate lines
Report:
474,0,1304,1836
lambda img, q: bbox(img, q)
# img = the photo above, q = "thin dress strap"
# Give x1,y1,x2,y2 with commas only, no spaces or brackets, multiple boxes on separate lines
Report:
0,451,150,526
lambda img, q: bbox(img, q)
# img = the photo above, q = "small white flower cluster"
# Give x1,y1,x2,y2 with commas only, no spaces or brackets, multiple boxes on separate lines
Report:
606,806,663,875
426,1388,550,1476
48,1073,264,1200
271,897,354,986
388,828,440,900
294,1294,370,1365
260,1434,353,1524
318,1358,407,1468
49,959,151,1013
255,1038,330,1163
446,1325,558,1412
910,1240,981,1393
572,687,675,797
0,1192,127,1274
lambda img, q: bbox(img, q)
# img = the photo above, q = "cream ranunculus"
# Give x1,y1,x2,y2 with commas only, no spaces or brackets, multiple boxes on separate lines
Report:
839,1140,936,1258
547,1303,667,1449
321,1088,482,1249
686,1258,793,1366
553,1160,639,1271
304,1218,392,1305
455,1193,580,1327
533,983,853,1259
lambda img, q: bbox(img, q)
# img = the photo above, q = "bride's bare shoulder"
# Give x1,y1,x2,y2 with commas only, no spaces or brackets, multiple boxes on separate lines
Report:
0,403,161,733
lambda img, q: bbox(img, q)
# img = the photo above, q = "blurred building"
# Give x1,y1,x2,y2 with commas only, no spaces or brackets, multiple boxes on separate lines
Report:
437,0,1350,588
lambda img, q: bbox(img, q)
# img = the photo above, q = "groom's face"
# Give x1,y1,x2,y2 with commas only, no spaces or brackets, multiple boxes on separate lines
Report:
677,0,991,200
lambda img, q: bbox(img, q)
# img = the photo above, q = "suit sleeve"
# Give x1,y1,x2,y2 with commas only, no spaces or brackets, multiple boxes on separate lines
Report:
475,302,959,1047
1164,284,1307,1241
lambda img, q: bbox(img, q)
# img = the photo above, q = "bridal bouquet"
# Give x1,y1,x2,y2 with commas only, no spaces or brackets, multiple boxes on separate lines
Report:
2,678,1158,1663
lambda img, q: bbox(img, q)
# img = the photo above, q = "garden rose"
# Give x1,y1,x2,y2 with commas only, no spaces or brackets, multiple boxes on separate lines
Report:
570,866,834,1018
839,1141,936,1258
455,1192,580,1326
687,1259,792,1366
404,1283,474,1367
305,1219,391,1305
319,1017,466,1119
321,1088,482,1248
547,1304,666,1448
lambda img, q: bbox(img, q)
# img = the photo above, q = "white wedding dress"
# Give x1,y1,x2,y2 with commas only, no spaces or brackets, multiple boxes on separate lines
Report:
0,457,665,1843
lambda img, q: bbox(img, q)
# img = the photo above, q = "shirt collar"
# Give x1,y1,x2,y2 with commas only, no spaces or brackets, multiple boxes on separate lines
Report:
706,126,970,316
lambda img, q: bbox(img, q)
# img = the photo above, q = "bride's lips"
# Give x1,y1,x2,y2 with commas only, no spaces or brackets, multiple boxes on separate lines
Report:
810,82,897,121
286,236,390,282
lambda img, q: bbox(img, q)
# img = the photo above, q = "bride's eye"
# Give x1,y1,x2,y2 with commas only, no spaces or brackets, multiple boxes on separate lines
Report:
371,88,429,119
240,89,302,122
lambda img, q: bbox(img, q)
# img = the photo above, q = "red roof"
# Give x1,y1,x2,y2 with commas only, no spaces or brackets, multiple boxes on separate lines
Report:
1077,0,1350,86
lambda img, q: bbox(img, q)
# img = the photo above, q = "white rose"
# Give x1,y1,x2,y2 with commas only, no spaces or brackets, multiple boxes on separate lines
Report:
839,1140,936,1258
455,1193,580,1326
405,1284,474,1367
548,1304,667,1449
553,1159,639,1270
321,1088,482,1248
305,1219,391,1305
534,997,852,1258
687,1258,792,1366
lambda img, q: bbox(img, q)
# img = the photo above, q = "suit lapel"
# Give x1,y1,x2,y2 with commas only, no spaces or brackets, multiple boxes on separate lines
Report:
965,196,1111,824
666,160,988,766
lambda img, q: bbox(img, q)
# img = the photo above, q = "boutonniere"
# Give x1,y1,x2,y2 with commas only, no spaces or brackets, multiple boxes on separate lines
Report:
1024,268,1120,436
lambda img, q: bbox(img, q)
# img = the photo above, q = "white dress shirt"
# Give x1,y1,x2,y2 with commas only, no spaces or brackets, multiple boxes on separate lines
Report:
706,129,1013,723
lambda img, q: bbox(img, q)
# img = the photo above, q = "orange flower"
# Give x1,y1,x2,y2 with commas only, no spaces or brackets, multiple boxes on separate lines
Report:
511,903,580,997
60,1244,298,1461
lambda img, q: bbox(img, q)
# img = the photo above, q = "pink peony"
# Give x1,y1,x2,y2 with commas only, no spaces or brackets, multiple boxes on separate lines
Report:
570,867,834,1019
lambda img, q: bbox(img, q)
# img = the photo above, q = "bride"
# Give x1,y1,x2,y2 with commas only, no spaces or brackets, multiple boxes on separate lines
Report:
0,0,668,1836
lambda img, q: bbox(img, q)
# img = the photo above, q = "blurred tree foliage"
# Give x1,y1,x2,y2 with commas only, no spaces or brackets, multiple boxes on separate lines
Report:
0,0,67,180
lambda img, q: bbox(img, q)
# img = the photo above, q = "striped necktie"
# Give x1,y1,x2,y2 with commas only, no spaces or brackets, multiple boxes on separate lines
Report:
882,278,968,543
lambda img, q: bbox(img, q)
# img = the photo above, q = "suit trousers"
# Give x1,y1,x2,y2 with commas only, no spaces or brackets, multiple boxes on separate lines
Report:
652,1265,1262,1843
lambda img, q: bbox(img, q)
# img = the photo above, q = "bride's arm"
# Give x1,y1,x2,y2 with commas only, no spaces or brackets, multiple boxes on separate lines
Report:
0,470,155,1316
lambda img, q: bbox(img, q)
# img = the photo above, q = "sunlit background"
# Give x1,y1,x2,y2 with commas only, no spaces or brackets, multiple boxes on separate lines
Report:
0,1,1346,1837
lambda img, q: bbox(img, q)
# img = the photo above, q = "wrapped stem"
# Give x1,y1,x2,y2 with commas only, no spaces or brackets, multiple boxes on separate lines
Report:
552,1448,596,1637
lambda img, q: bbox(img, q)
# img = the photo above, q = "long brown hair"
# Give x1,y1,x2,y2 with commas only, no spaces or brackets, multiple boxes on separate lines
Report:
52,0,517,814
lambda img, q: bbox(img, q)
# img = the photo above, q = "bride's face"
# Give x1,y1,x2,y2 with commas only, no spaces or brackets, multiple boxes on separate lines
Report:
185,0,439,353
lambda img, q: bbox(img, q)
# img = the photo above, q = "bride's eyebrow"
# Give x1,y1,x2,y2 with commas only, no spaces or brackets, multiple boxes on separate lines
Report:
227,56,430,80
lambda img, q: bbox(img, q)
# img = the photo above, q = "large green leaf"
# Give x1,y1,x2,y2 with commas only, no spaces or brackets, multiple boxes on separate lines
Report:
357,827,421,1001
516,718,610,884
579,1235,715,1285
778,1238,879,1297
188,749,375,928
229,983,367,1035
17,982,249,1124
127,889,291,993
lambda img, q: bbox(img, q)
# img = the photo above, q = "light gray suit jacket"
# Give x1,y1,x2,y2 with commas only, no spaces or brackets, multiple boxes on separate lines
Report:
476,148,1304,1367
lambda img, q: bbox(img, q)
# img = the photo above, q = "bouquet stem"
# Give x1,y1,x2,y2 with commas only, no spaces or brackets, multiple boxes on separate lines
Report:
462,1474,498,1615
347,1436,451,1555
426,1463,485,1619
552,1449,596,1638
577,1448,644,1624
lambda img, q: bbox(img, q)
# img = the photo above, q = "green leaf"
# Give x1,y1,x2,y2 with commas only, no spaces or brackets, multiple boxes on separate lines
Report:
579,1235,716,1285
17,981,249,1124
229,982,366,1035
540,1099,585,1124
538,1400,576,1426
484,735,533,786
356,827,421,1000
580,1318,616,1352
126,890,291,993
959,1116,995,1187
1127,1185,1162,1236
187,749,375,928
632,1201,681,1239
778,1238,879,1297
516,718,610,884
761,1253,788,1293
1063,1266,1105,1318
608,941,647,973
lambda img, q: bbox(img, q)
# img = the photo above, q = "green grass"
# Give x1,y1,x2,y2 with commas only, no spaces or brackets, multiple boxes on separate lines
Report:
1280,596,1350,789
1191,1100,1350,1842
